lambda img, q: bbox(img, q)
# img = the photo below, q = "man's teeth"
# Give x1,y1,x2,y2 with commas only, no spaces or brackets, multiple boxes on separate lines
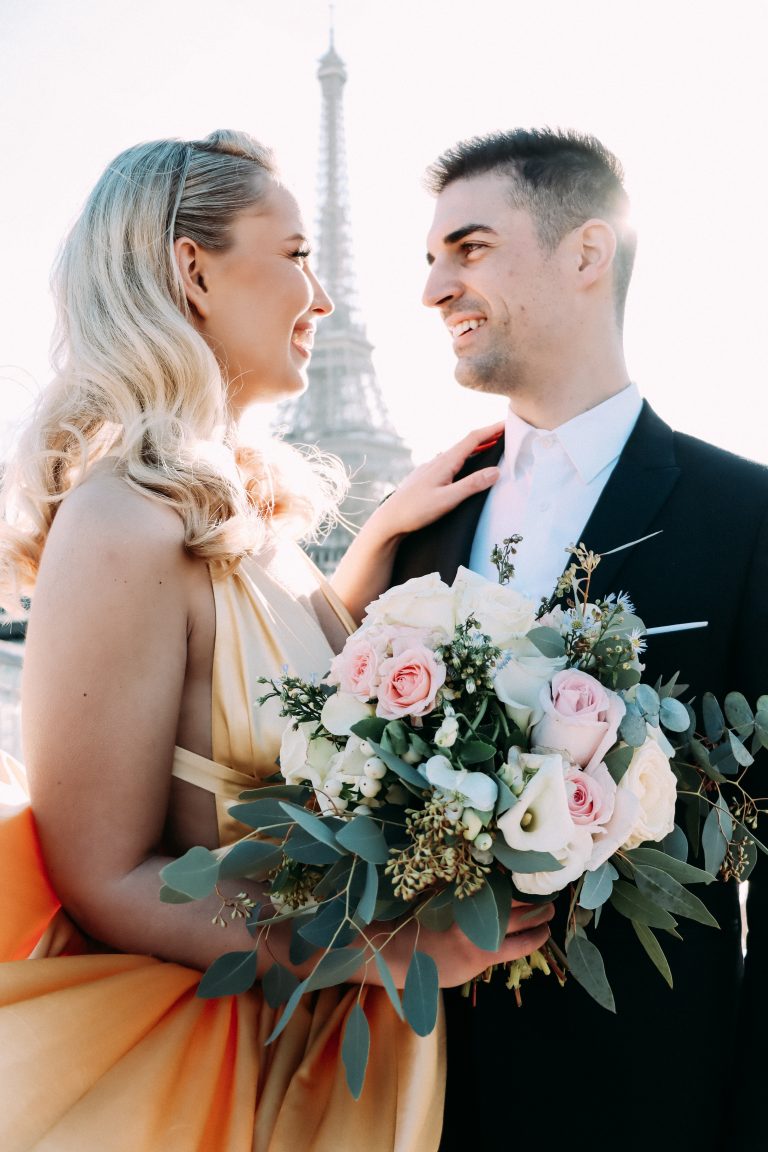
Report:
451,318,485,338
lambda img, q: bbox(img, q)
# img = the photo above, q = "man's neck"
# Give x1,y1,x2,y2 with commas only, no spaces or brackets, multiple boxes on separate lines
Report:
507,353,632,430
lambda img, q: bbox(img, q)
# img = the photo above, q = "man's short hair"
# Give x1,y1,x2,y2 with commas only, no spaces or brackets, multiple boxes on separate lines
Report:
425,128,637,324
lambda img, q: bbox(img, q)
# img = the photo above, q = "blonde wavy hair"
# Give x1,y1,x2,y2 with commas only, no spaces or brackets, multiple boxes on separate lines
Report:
0,129,346,608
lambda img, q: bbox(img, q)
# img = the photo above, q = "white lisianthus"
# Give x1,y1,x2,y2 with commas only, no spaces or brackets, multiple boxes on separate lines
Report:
452,566,537,648
424,755,498,812
618,737,678,849
494,636,568,733
279,722,337,788
321,691,375,736
496,752,574,855
362,572,456,637
434,715,460,748
461,807,485,841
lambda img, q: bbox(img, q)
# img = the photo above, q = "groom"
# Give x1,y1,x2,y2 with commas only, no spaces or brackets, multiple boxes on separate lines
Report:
393,129,768,1151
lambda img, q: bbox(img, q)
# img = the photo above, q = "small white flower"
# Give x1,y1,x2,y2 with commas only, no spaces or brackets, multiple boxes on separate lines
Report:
424,755,498,812
434,715,460,748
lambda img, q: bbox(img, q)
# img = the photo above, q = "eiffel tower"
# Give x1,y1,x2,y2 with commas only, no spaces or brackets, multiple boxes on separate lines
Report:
283,29,413,575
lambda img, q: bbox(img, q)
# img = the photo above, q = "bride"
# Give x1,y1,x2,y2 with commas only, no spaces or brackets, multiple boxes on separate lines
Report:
0,130,552,1151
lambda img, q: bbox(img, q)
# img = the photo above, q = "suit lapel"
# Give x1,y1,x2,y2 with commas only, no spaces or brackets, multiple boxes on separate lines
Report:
578,402,681,598
436,438,505,581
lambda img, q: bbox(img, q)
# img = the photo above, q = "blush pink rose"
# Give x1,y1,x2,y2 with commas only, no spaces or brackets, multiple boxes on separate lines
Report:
375,645,446,720
328,636,382,701
564,763,614,827
531,670,625,768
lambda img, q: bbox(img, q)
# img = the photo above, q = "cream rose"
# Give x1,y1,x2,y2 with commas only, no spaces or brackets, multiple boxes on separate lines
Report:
321,692,375,736
512,826,594,896
618,737,677,850
452,566,537,649
376,646,446,720
494,636,567,733
363,572,455,637
531,670,625,769
279,721,337,788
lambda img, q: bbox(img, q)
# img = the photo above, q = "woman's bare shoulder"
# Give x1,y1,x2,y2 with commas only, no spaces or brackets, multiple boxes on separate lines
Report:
51,466,186,553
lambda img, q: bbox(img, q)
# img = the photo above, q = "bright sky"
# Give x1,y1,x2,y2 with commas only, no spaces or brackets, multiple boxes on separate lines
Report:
2,0,767,464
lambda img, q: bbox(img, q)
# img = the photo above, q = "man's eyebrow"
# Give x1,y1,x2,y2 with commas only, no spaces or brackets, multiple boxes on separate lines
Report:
426,223,496,265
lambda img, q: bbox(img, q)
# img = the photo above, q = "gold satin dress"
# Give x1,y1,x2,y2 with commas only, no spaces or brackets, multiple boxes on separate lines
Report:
0,543,445,1151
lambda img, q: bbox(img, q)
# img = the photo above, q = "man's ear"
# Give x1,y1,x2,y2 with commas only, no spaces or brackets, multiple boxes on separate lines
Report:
573,218,617,290
174,236,210,320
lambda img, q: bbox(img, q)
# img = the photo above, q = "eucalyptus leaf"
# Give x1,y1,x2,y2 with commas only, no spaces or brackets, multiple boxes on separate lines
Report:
336,816,391,864
565,933,615,1012
217,839,284,880
303,947,365,992
373,950,404,1019
728,729,754,768
487,869,513,944
661,824,689,861
237,784,312,803
609,881,679,929
702,693,725,743
349,717,388,743
702,797,733,876
631,921,673,988
265,978,308,1044
625,846,713,884
402,951,439,1036
289,915,319,965
635,683,660,719
314,857,354,900
279,802,344,852
579,861,618,910
458,740,496,765
229,797,295,835
493,772,517,817
355,861,379,925
659,697,691,733
382,721,409,756
633,865,719,927
453,881,502,951
491,838,563,873
527,626,566,658
160,845,220,899
197,949,258,998
604,744,633,784
342,1002,370,1100
299,896,357,949
285,825,343,865
263,963,300,1009
724,692,754,733
619,712,647,748
416,885,457,931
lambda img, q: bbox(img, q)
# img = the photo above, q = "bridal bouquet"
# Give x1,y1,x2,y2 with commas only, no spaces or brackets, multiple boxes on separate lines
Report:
160,540,767,1097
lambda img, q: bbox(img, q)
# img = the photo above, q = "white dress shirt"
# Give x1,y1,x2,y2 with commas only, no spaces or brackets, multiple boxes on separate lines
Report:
469,384,643,602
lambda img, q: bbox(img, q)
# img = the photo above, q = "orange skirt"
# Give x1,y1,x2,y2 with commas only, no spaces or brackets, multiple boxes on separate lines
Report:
0,800,445,1152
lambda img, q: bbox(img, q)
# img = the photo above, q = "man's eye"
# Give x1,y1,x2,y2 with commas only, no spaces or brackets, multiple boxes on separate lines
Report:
460,242,485,255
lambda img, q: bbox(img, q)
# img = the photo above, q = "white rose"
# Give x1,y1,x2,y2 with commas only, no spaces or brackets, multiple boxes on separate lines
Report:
496,752,575,856
494,635,568,733
321,691,375,736
452,566,537,649
618,737,678,850
279,721,337,788
363,573,455,636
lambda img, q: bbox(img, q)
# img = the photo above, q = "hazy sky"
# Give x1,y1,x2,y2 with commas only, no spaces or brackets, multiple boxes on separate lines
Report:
2,0,766,463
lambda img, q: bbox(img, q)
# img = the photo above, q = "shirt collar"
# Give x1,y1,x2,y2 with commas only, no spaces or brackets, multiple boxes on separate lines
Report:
503,383,643,484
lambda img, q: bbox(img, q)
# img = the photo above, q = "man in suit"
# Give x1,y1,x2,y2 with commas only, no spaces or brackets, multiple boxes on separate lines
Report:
393,129,768,1150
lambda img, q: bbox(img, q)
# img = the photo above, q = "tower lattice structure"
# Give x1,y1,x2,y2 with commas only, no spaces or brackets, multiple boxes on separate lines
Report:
283,32,413,576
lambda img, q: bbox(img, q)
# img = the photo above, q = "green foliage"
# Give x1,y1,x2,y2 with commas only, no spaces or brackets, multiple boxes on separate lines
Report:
579,861,618,910
336,816,390,864
263,963,300,1009
453,881,501,951
402,951,439,1036
197,950,258,998
160,846,220,899
631,922,673,988
342,1002,370,1100
566,931,615,1013
527,626,566,658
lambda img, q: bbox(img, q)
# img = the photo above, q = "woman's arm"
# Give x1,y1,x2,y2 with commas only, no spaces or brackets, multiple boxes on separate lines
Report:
331,423,502,623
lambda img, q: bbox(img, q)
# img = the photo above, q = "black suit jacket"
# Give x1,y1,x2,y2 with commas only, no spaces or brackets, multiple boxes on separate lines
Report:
393,402,768,1151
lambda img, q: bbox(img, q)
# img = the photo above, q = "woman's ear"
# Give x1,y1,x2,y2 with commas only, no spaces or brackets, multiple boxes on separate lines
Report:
174,237,209,320
574,218,617,290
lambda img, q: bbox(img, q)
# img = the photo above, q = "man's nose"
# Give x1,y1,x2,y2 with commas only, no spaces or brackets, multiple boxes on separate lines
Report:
422,262,461,309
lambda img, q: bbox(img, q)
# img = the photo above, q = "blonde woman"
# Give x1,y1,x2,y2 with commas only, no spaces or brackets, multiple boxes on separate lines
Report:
0,131,552,1152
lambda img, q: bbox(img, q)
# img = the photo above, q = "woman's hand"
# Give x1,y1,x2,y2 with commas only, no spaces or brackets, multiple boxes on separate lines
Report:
365,899,555,990
331,421,503,622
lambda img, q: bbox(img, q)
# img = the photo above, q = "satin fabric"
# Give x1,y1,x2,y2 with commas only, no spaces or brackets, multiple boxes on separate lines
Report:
0,542,445,1151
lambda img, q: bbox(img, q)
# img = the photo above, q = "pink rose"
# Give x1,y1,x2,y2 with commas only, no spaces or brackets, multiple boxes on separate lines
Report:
328,636,382,701
375,645,446,720
531,670,625,769
564,763,614,827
